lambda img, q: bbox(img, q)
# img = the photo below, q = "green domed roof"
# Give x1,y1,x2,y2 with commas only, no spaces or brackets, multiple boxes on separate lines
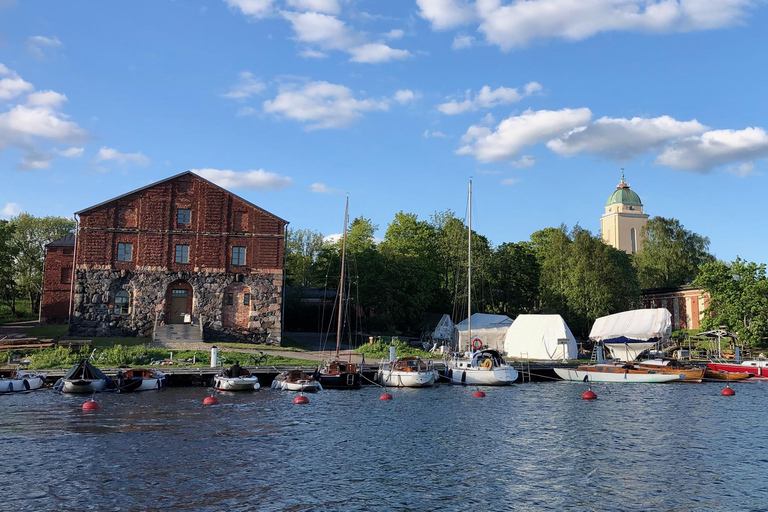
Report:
606,175,642,207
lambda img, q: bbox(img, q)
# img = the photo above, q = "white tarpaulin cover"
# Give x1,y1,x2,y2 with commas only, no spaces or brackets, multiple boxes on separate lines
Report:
503,314,578,360
432,314,458,344
590,308,672,361
456,313,513,352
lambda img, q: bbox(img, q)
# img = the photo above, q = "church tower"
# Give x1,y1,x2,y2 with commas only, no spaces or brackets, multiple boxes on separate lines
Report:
600,173,649,254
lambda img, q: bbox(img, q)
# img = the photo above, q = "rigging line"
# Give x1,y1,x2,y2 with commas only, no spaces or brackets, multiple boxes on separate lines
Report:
319,252,338,355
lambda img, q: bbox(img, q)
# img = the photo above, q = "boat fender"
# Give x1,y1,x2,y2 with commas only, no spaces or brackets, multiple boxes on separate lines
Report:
23,379,30,390
7,382,12,392
210,377,216,388
446,368,453,379
461,371,466,384
157,378,162,389
481,359,493,371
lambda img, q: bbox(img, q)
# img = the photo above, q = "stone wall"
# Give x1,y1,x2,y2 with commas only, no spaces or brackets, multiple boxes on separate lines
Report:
70,266,283,345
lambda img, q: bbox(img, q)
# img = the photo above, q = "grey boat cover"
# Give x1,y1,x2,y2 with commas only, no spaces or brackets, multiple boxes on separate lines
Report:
63,359,108,380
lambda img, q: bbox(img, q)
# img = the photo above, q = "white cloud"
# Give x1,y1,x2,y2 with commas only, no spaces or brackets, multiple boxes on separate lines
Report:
263,80,390,130
0,104,88,143
423,129,450,138
193,168,293,190
27,90,67,108
19,150,52,170
655,127,768,172
96,147,150,166
1,202,21,218
416,0,476,30
512,155,536,168
286,0,341,14
26,35,62,58
299,48,328,58
727,161,758,178
547,115,708,159
452,34,475,49
348,42,412,63
384,29,405,39
309,182,341,193
0,65,34,100
394,89,417,104
224,0,275,18
438,82,541,114
57,147,84,158
222,71,266,99
457,108,592,162
236,106,257,116
501,177,521,185
282,11,360,50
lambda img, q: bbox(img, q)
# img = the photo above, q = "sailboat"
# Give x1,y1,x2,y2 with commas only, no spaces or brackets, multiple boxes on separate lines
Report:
317,197,362,390
445,180,519,386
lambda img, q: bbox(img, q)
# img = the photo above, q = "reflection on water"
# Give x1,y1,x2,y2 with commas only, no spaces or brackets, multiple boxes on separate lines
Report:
2,382,768,511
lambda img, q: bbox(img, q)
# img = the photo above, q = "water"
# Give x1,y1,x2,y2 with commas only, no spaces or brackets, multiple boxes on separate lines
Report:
2,381,768,512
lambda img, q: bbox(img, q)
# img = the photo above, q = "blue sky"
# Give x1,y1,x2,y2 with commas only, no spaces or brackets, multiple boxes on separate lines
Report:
1,0,766,264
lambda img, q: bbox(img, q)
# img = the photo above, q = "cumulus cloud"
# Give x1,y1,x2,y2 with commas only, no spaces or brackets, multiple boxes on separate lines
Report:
286,0,340,14
1,202,21,219
263,80,390,130
96,147,150,166
309,182,341,193
452,34,475,49
222,72,266,99
438,82,541,114
348,42,413,63
0,65,34,100
26,35,62,58
512,155,536,168
27,90,67,108
394,89,417,104
384,29,405,39
57,147,84,158
655,127,768,172
19,150,53,170
224,0,275,18
416,0,476,30
457,108,592,162
299,48,328,58
282,11,361,50
193,168,293,190
727,161,758,178
548,115,708,159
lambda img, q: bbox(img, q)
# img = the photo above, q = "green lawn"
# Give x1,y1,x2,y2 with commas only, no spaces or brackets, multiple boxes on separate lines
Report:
0,300,37,325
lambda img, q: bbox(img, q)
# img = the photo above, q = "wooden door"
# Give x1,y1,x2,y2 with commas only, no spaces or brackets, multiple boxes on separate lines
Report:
169,289,190,324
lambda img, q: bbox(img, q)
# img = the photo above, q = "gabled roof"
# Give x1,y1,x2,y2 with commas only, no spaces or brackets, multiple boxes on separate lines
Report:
46,232,76,247
75,171,289,225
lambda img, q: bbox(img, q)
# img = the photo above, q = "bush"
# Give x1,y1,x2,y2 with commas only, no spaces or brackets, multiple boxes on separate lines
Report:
355,337,433,359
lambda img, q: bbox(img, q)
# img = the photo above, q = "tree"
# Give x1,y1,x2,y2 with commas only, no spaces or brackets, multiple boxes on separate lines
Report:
694,258,768,346
488,242,539,317
10,213,76,314
530,225,571,315
285,228,324,287
634,216,714,289
0,220,19,314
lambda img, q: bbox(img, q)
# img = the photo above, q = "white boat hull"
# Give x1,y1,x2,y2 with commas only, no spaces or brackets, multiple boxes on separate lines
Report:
135,377,166,391
60,379,108,393
213,375,260,391
271,379,321,392
554,368,684,383
0,375,45,393
448,366,518,386
378,369,437,387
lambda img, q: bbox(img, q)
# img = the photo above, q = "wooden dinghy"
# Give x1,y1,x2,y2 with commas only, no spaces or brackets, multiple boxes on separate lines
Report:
704,369,750,381
635,359,705,383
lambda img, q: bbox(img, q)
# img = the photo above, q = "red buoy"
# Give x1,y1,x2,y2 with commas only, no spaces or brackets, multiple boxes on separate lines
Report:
379,393,393,401
203,396,219,405
721,386,736,396
294,395,310,404
582,389,597,400
82,400,100,411
473,391,486,398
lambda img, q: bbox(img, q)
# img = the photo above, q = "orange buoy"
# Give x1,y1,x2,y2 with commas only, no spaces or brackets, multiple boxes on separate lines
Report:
473,391,486,398
582,389,597,400
82,400,100,411
294,395,310,404
203,396,219,405
379,393,393,401
721,386,736,396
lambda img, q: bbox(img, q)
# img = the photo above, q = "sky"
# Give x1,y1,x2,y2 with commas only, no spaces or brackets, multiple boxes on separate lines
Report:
0,0,767,264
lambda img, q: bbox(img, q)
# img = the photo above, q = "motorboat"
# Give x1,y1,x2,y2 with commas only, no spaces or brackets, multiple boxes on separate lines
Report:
634,359,705,383
53,359,112,393
212,364,260,391
271,369,322,392
554,363,685,383
0,370,47,393
318,360,361,389
114,368,168,392
445,349,518,386
377,357,438,388
706,360,768,378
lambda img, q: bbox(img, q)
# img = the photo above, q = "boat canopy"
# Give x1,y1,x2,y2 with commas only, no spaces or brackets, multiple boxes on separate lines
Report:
432,314,458,345
456,313,513,352
503,314,578,360
590,309,672,343
64,359,108,380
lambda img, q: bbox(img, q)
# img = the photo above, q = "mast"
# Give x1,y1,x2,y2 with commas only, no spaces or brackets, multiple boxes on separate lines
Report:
467,179,472,351
335,196,349,360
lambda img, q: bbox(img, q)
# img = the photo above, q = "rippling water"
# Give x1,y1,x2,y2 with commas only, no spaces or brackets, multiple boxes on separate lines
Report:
2,381,768,512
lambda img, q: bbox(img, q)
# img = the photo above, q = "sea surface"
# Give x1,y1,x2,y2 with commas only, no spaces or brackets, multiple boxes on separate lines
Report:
2,380,768,512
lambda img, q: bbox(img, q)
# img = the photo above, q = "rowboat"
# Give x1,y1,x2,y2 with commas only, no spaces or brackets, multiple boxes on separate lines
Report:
114,369,167,392
703,369,750,381
634,359,705,383
212,364,260,391
0,371,47,393
554,363,685,383
54,359,112,393
271,369,322,392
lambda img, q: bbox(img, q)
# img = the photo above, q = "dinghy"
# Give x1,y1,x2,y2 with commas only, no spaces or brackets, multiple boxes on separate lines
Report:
212,364,260,391
0,370,46,393
54,359,112,393
271,369,322,392
114,368,168,392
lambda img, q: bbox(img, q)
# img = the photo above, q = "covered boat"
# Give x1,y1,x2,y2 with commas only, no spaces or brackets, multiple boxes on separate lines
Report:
377,357,438,388
590,309,672,361
213,364,260,391
445,349,517,386
0,370,47,393
503,314,578,360
54,359,112,393
554,363,685,383
271,369,322,392
114,368,168,392
455,313,513,353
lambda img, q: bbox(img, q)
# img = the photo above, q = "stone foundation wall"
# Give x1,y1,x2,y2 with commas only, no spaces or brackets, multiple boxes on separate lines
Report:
70,266,283,345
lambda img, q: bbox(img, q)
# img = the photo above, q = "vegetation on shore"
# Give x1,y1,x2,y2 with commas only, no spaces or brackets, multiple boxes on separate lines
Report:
354,338,435,360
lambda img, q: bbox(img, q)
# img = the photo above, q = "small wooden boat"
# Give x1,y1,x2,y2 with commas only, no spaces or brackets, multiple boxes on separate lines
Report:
554,363,685,383
634,359,705,383
114,369,167,392
704,369,750,381
318,360,361,389
377,357,438,387
271,369,322,392
54,359,112,393
212,364,260,391
0,370,46,393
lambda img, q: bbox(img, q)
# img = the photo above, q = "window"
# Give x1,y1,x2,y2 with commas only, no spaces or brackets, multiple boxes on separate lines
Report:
630,228,637,254
175,245,189,263
243,293,250,306
60,267,72,284
232,246,246,266
177,209,191,225
171,289,188,298
114,290,130,315
117,243,132,262
226,293,234,306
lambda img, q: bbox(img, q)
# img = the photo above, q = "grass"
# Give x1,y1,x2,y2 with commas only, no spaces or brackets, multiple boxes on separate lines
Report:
25,325,69,339
0,300,37,325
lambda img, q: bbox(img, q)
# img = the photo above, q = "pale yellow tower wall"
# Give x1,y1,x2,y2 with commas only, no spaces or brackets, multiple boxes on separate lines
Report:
600,205,649,254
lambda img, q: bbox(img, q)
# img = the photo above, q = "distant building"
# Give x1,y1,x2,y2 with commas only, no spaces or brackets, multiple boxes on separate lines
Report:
41,171,288,345
600,173,649,254
641,285,708,331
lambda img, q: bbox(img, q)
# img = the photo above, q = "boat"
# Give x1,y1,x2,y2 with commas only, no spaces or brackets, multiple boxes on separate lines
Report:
317,197,362,390
114,368,168,392
703,369,750,381
271,369,322,392
554,363,685,383
212,363,260,391
634,359,705,383
377,356,438,387
706,360,768,378
53,359,112,393
445,180,518,386
0,370,47,393
590,309,672,361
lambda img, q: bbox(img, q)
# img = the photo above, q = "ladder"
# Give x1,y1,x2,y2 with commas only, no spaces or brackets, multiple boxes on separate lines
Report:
589,343,601,364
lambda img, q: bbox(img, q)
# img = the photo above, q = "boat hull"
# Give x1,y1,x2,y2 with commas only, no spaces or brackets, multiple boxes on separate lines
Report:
554,368,684,383
0,375,45,393
447,366,518,386
318,372,361,389
377,369,437,387
271,379,321,392
707,362,768,378
59,379,108,393
213,375,260,391
704,369,750,381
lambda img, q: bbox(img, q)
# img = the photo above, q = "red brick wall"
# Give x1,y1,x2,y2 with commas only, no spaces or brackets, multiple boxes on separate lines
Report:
41,245,76,323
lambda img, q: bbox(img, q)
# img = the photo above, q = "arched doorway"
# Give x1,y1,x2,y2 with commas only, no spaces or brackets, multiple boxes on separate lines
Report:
222,283,252,328
166,280,193,324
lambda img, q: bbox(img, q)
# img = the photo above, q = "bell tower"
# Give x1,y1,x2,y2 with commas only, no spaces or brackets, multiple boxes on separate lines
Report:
600,171,649,254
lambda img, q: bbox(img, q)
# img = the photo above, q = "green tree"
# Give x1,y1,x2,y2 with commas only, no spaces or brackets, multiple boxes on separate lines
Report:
285,228,324,287
10,213,76,314
0,220,19,314
634,216,713,289
694,258,768,346
488,241,539,317
530,225,571,315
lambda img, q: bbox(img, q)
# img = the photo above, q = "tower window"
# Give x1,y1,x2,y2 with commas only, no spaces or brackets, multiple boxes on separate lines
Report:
630,228,637,254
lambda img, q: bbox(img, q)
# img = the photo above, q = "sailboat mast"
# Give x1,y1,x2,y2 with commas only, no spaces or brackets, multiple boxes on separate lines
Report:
467,179,472,351
335,196,349,359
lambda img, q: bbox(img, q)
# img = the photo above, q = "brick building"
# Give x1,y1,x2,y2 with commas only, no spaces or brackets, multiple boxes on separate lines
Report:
641,285,709,331
41,233,77,324
41,171,288,345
